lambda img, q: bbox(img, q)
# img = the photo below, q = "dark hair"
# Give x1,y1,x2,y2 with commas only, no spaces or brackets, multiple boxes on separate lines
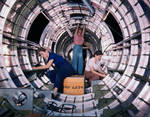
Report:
38,48,46,52
94,50,103,56
78,28,82,32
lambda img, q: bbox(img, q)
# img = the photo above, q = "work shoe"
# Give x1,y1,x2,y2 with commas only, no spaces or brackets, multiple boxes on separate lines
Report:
51,92,60,99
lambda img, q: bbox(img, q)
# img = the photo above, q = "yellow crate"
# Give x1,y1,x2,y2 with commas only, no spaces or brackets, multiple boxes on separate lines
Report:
63,75,84,95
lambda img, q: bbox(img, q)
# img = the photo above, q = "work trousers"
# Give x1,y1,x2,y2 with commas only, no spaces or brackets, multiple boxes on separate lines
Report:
72,45,83,75
84,71,100,86
46,62,74,92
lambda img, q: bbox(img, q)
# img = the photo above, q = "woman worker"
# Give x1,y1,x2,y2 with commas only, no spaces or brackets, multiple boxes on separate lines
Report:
32,48,75,97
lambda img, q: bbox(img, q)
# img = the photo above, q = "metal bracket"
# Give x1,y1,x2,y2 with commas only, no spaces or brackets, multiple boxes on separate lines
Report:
0,88,33,110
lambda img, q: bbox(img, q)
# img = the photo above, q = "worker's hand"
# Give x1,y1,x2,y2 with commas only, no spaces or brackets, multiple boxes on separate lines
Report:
83,24,86,27
32,67,36,70
84,42,91,48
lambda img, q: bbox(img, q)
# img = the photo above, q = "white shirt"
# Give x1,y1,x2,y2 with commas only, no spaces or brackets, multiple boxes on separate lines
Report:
85,57,102,71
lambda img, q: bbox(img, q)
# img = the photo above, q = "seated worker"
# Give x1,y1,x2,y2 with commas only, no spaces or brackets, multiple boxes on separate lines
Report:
84,50,107,86
32,48,75,97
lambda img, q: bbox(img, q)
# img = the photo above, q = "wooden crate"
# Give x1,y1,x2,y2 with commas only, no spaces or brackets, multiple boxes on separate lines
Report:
63,75,84,95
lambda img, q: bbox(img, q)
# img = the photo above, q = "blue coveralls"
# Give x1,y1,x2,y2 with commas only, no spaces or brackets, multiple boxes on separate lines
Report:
46,52,74,93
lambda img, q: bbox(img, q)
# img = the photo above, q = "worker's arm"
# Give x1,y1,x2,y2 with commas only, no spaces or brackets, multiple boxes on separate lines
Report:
32,59,54,70
83,42,90,49
90,67,106,78
83,46,88,49
82,24,86,36
98,67,107,75
75,23,80,35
